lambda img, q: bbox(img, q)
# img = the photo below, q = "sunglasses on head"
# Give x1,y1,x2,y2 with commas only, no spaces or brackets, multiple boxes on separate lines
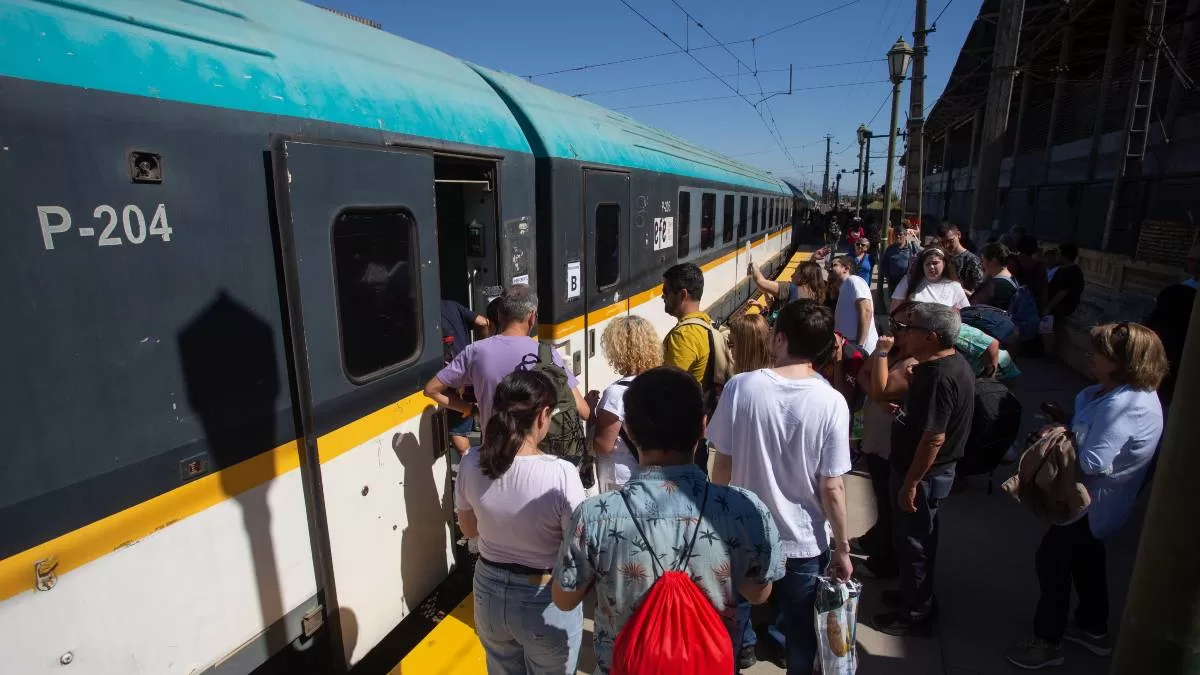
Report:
890,318,930,333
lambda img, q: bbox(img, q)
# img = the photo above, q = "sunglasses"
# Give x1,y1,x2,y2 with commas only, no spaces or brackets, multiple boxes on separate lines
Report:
890,318,931,333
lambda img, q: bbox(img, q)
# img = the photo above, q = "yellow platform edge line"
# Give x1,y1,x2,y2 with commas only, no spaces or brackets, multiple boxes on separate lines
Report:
390,595,487,675
744,249,814,315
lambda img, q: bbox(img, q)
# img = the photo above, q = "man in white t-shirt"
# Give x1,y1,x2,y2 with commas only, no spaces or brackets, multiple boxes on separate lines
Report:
710,300,853,675
831,254,879,354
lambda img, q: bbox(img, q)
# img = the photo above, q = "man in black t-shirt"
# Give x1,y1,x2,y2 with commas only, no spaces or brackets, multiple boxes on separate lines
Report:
872,302,975,637
1045,243,1086,360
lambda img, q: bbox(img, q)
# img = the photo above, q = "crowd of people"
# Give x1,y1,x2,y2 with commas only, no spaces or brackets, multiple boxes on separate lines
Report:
423,221,1183,674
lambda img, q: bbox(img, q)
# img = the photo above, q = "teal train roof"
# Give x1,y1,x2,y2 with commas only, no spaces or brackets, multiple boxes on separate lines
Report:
473,66,791,193
1,0,789,191
0,0,531,152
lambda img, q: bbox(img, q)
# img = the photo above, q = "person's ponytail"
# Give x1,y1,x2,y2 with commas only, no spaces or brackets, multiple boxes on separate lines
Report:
477,369,557,480
479,410,523,479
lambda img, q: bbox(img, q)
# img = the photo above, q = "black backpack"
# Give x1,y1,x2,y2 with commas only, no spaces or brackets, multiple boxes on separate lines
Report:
958,377,1023,476
518,343,591,487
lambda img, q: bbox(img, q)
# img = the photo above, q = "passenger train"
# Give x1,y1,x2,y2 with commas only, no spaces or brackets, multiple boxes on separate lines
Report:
0,1,806,672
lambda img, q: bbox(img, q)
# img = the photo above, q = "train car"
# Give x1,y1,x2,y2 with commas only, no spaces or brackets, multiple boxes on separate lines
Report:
472,67,794,388
0,1,795,673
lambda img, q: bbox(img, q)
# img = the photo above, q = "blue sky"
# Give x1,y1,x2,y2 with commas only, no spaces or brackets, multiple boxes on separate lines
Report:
318,0,977,189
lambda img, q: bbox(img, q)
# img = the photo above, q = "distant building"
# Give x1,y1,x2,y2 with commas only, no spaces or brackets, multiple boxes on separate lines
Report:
314,5,381,29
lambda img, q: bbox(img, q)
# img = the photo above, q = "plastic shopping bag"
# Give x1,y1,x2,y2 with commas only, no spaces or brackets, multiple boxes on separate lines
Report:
814,576,862,675
1039,315,1055,335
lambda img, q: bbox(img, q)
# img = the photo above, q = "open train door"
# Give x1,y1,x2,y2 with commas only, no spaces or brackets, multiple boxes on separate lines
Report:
581,169,630,391
271,139,453,670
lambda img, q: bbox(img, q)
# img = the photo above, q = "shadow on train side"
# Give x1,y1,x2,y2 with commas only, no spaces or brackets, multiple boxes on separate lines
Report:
393,428,451,614
176,293,294,670
178,291,286,643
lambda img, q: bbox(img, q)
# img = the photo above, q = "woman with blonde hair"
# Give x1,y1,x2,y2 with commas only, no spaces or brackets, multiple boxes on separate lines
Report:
1007,322,1169,669
588,315,663,491
728,313,773,373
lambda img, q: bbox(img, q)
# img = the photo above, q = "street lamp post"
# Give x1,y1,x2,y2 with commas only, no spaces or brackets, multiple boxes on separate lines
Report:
879,36,913,305
855,124,868,215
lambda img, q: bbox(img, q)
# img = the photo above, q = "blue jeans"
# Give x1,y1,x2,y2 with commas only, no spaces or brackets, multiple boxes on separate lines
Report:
473,561,583,675
766,551,831,675
736,597,757,651
891,464,955,619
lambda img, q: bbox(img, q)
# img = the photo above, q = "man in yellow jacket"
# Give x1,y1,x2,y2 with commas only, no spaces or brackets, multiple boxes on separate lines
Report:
661,262,712,387
661,262,735,476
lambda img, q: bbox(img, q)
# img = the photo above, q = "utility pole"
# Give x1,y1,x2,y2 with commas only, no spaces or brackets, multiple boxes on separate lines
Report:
822,135,832,204
968,0,1024,238
904,0,929,225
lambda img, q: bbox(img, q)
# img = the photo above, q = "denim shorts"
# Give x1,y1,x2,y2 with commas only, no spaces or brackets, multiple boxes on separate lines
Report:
472,560,583,675
447,410,474,437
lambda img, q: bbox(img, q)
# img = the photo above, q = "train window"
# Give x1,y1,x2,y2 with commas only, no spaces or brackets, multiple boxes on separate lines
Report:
759,199,767,234
751,196,759,234
722,195,735,244
595,203,620,289
677,190,691,257
700,193,716,251
332,208,421,381
738,195,748,238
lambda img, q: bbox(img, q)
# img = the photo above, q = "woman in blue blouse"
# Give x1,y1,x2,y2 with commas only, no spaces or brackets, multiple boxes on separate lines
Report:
852,238,874,284
1007,323,1169,670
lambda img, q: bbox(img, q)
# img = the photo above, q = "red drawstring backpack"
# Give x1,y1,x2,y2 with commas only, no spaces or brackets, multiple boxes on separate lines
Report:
610,484,734,675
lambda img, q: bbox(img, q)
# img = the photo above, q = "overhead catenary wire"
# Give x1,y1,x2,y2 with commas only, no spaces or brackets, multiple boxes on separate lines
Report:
571,59,884,98
834,0,904,124
613,0,800,168
525,0,867,79
930,0,956,30
730,137,832,157
755,0,865,40
867,89,892,126
571,67,790,98
664,0,796,167
614,79,890,110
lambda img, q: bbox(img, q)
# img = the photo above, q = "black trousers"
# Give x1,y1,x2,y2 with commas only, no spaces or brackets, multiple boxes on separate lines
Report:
1033,516,1109,643
860,454,896,569
891,464,956,619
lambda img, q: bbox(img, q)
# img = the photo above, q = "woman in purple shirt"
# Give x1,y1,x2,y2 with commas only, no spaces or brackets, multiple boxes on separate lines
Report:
456,370,587,674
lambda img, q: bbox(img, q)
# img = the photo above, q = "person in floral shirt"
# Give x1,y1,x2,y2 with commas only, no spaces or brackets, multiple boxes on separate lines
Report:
551,367,783,675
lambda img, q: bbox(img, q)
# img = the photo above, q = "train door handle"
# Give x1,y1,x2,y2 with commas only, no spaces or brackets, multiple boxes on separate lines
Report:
588,329,596,358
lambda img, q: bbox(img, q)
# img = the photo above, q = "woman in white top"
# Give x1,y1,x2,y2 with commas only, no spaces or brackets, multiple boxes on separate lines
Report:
890,247,971,312
456,370,587,674
587,316,662,491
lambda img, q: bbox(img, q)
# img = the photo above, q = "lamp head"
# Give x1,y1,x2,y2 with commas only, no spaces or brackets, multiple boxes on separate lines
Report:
887,36,914,84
